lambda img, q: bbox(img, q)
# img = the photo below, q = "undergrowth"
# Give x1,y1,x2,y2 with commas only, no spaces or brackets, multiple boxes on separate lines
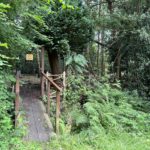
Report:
0,68,15,149
1,69,150,150
48,75,150,150
49,131,150,150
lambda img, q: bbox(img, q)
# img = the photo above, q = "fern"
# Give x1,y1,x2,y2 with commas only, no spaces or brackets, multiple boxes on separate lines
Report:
63,75,150,135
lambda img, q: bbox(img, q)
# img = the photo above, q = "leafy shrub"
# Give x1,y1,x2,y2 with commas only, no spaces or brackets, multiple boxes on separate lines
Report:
63,75,150,135
49,127,150,150
0,66,15,149
46,75,150,150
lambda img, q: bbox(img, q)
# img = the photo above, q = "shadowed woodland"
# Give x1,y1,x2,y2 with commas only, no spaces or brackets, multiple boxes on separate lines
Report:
0,0,150,150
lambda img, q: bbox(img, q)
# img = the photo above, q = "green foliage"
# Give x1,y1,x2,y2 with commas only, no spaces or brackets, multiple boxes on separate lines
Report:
95,0,150,98
109,12,150,97
2,71,148,150
54,75,150,149
49,131,150,150
45,6,93,53
0,43,8,48
67,76,150,134
65,53,87,73
0,57,14,149
0,0,150,149
0,3,10,13
23,0,94,55
0,1,37,68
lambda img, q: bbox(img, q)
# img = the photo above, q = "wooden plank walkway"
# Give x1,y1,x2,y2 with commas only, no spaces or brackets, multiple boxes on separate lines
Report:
21,83,52,142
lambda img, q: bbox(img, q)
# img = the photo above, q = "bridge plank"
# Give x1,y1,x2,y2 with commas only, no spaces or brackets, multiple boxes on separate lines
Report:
21,84,52,142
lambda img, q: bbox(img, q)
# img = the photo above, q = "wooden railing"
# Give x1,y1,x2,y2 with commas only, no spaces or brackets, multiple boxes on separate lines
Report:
15,71,20,127
40,46,66,134
41,72,62,134
41,72,62,92
40,47,64,134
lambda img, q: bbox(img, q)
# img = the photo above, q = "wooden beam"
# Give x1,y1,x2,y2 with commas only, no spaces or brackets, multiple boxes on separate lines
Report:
41,72,62,92
36,49,41,76
15,71,20,127
41,47,45,97
47,81,50,115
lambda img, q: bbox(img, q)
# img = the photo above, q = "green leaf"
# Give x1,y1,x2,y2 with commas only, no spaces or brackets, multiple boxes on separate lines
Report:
66,56,73,66
74,54,87,66
0,43,8,48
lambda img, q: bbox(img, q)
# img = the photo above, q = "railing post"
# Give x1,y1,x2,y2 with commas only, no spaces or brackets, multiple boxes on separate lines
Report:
15,71,20,127
41,46,45,97
36,49,41,77
41,72,62,134
56,90,60,134
47,81,50,115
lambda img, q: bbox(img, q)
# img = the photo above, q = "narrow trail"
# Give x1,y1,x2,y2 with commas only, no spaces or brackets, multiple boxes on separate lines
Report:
20,77,52,142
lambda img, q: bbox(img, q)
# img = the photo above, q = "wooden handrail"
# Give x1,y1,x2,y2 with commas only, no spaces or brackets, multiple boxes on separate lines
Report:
40,47,62,134
41,71,62,92
42,71,61,134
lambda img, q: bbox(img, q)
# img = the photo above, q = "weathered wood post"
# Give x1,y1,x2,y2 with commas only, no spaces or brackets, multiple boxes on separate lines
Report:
63,71,66,101
41,46,45,97
47,81,50,115
15,71,20,127
41,72,61,134
56,90,60,134
36,49,41,77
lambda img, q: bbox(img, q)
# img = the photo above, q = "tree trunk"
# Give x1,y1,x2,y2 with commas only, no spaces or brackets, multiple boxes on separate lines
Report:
106,0,113,13
97,0,101,75
116,54,121,80
47,50,62,75
47,50,62,85
101,30,105,76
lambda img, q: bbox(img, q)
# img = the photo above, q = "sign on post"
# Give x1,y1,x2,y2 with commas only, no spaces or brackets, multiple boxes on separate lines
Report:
26,54,33,61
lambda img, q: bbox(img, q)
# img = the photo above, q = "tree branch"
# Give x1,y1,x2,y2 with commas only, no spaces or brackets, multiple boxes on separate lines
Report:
93,40,109,48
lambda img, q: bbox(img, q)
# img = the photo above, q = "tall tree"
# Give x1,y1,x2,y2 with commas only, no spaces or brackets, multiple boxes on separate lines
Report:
23,0,94,75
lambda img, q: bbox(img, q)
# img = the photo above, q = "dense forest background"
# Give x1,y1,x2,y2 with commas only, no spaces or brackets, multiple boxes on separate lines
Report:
0,0,150,149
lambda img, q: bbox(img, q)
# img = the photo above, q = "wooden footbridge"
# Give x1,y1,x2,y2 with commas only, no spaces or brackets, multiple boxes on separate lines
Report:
14,47,64,141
